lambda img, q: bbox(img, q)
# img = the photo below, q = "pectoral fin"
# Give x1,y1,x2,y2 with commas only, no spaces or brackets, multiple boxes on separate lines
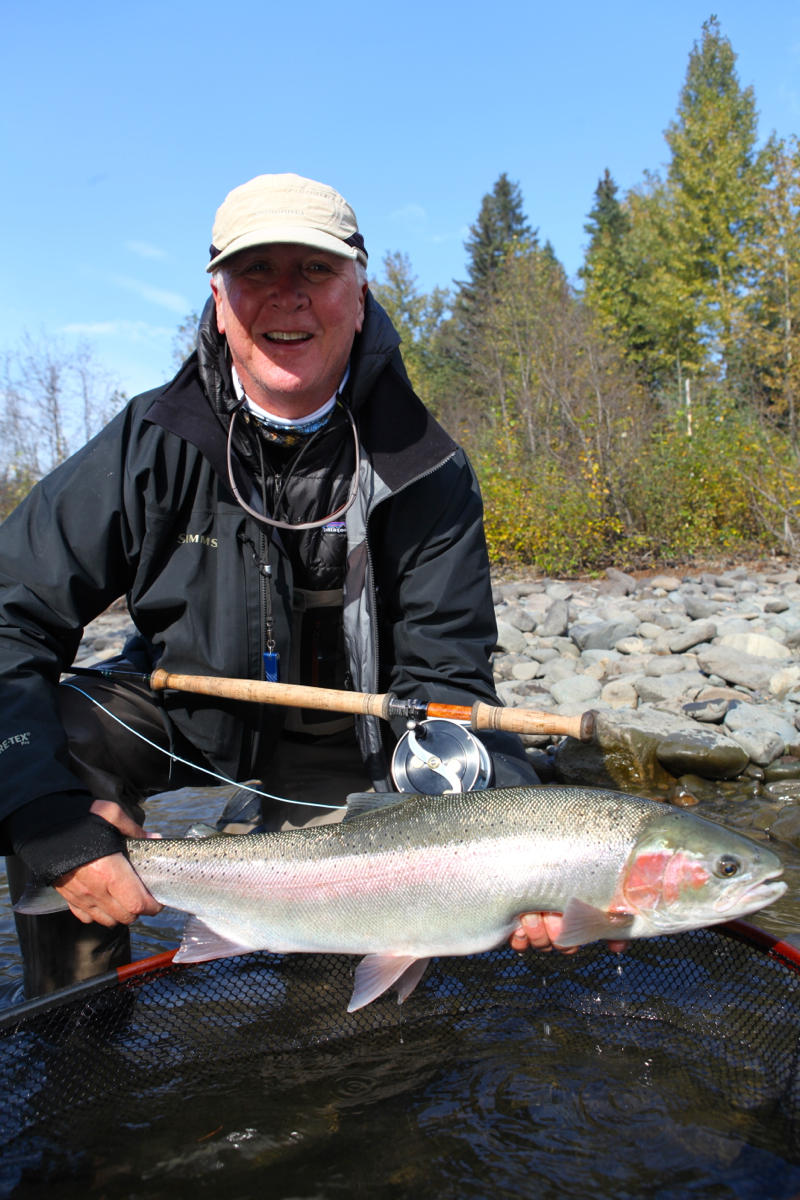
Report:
348,954,431,1012
554,898,635,948
173,915,260,964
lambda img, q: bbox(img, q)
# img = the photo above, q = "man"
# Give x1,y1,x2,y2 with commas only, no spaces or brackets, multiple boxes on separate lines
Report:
0,173,564,997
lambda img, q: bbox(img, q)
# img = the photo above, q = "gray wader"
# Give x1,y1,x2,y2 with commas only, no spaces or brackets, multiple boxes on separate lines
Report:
6,673,368,998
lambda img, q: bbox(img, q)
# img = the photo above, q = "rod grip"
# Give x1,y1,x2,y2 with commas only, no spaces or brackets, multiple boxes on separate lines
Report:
471,702,595,742
149,670,392,718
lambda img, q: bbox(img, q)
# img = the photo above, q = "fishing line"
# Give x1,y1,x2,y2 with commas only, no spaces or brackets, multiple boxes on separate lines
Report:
62,682,346,812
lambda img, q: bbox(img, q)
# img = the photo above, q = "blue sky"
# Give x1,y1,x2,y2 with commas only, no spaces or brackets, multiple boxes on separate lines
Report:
3,1,800,400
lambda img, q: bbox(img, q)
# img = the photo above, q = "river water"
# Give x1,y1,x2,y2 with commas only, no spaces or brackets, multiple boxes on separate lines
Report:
2,781,800,1198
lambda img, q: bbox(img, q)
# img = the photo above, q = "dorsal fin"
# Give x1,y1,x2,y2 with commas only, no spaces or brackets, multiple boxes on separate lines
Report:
343,791,412,821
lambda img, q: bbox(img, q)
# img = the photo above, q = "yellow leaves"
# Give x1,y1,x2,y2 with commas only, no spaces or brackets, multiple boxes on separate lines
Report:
477,397,799,572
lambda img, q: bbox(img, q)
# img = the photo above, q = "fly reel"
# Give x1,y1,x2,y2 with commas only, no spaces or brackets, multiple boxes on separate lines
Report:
391,718,493,794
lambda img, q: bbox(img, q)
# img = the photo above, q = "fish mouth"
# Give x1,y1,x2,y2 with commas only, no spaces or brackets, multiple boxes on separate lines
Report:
715,873,787,914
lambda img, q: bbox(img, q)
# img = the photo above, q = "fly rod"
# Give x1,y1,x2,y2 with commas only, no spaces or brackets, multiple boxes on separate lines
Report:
69,667,592,741
67,665,594,740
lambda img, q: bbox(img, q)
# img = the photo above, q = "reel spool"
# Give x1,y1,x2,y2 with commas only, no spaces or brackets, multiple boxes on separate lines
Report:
391,718,493,794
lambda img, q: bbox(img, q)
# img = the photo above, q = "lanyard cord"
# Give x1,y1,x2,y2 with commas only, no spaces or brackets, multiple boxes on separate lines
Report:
226,398,361,532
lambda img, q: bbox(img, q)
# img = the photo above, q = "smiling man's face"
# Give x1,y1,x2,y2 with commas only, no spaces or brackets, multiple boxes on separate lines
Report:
211,243,367,418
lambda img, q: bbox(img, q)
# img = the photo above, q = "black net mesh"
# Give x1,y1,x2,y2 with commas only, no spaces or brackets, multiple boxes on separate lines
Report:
1,926,800,1198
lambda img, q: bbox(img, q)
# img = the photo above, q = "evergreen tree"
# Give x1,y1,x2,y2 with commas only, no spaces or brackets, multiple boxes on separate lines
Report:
461,173,532,298
446,174,534,411
622,178,703,397
738,135,800,438
664,15,764,377
580,169,634,342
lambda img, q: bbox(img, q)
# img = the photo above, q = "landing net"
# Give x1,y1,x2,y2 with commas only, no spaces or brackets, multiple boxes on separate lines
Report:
1,923,799,1197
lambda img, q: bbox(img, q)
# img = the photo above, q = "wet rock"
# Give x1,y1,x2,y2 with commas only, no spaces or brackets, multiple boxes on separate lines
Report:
763,780,800,803
763,756,800,782
674,773,729,803
765,805,800,847
554,708,688,790
655,728,750,780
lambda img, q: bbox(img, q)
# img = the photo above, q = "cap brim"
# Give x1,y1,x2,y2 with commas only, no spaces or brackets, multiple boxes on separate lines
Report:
207,225,360,272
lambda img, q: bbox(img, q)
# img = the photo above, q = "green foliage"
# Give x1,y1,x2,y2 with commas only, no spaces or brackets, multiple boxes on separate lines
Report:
737,135,800,435
664,16,763,373
579,169,633,341
369,252,452,395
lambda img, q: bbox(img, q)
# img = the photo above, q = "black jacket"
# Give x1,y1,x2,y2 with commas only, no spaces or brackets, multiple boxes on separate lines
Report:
0,295,533,869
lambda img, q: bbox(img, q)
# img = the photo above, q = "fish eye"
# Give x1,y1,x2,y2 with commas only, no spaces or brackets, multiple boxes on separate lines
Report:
714,854,741,878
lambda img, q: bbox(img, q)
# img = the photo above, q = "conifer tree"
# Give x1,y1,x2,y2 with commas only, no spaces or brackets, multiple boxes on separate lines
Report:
453,174,533,342
439,174,535,421
580,169,633,341
664,15,763,377
739,135,800,438
461,173,532,296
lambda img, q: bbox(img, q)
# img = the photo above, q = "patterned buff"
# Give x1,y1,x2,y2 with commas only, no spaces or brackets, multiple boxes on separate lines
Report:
247,405,335,448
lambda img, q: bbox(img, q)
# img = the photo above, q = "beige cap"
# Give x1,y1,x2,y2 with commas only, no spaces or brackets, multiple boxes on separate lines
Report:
207,173,368,272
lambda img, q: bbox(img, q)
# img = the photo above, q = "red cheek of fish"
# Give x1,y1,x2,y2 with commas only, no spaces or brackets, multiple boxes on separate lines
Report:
621,850,711,911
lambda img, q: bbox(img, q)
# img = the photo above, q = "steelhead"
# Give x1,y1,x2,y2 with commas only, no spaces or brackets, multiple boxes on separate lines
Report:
17,786,787,1010
132,785,786,1010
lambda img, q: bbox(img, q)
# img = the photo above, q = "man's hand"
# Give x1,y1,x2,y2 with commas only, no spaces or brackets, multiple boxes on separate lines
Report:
510,912,628,955
53,800,163,926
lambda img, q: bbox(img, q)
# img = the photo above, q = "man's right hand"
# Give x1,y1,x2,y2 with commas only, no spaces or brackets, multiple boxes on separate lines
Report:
53,800,162,926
